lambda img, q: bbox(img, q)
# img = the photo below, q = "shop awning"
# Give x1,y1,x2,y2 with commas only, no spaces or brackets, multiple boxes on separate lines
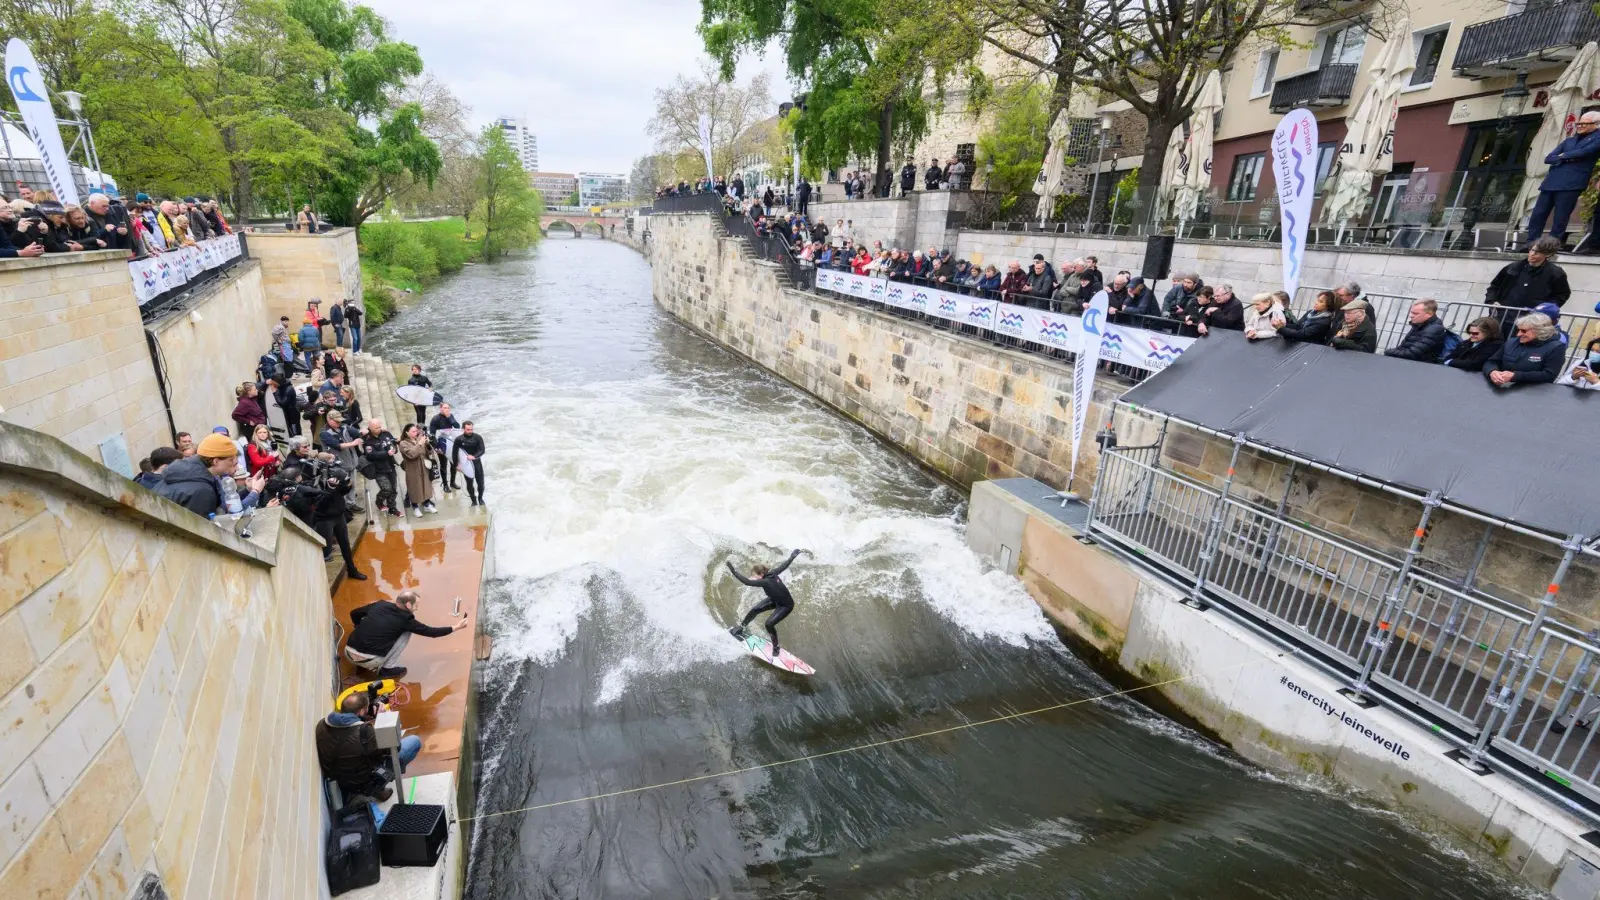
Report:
1120,331,1600,539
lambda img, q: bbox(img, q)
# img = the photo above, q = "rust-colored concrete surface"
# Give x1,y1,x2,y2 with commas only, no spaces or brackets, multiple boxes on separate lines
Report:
333,522,486,777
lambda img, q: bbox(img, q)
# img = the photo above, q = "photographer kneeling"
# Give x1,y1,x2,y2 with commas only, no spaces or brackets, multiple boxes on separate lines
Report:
315,690,421,803
276,452,367,581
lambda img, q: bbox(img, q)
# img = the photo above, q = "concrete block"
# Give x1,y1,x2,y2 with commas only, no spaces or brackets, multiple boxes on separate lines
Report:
52,736,139,865
32,681,120,803
19,535,114,660
0,762,51,872
0,513,69,617
0,634,103,781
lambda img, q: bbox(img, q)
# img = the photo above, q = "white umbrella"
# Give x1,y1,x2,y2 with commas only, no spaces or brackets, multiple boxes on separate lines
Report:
1159,122,1188,221
1321,18,1418,235
1512,42,1600,225
1176,70,1225,230
1034,110,1074,224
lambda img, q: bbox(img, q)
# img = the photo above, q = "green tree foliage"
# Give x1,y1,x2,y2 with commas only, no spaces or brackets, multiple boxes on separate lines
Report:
475,126,541,260
976,83,1050,214
286,0,440,228
700,0,930,194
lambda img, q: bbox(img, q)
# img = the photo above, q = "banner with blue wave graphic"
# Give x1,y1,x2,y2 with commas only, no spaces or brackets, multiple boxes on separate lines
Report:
1271,109,1318,300
813,271,1194,373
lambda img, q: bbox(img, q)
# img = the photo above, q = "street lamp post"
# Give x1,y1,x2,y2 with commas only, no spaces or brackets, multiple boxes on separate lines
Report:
1087,113,1113,233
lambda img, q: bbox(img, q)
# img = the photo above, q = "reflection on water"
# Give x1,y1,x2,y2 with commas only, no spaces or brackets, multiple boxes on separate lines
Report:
368,238,1524,900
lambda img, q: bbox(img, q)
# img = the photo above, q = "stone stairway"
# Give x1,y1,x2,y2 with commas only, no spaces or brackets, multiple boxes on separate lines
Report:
345,349,484,531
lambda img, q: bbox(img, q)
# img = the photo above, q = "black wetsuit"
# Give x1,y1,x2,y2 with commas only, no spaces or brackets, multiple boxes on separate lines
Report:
730,550,802,653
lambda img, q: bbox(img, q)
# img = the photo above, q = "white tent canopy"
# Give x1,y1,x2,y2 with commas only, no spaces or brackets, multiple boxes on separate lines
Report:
1034,110,1074,225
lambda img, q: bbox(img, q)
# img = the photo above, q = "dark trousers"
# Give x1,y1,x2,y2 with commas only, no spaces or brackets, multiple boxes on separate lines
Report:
740,600,793,652
1528,189,1582,243
413,404,427,425
315,515,356,570
796,197,808,215
282,409,301,438
462,465,485,502
441,456,458,490
373,472,398,512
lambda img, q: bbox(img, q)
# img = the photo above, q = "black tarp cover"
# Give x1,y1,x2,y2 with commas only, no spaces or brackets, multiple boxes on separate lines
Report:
1120,331,1600,539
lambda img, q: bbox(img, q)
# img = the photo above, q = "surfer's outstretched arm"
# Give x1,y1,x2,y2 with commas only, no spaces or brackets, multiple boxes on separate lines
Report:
726,561,760,586
768,548,804,578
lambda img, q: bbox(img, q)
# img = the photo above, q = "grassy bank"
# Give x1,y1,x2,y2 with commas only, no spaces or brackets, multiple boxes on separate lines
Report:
359,218,483,324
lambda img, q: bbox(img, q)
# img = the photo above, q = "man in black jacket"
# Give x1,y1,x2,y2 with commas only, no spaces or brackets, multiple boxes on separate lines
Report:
154,434,238,516
795,178,811,215
428,403,462,493
1486,238,1570,313
925,159,943,190
344,590,470,677
85,194,130,251
1384,299,1448,362
900,162,917,196
315,691,421,802
1161,273,1203,318
1330,304,1378,352
451,420,487,506
361,419,402,516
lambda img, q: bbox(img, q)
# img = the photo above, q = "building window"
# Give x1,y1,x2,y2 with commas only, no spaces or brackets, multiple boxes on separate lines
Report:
1226,152,1266,201
1253,49,1279,97
1313,142,1338,195
1410,26,1448,87
1316,23,1368,69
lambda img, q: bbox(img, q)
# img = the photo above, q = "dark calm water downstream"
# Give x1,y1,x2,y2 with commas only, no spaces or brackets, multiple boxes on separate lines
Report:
368,237,1524,900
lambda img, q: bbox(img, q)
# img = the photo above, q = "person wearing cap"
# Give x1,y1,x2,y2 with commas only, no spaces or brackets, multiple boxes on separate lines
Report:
1532,301,1571,346
154,433,239,516
1025,257,1056,308
1116,277,1160,320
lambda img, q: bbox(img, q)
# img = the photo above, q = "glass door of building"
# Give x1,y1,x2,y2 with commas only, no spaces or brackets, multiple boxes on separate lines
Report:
1445,115,1541,233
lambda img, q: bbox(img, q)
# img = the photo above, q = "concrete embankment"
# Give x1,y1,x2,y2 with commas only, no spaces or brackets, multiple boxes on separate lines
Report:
644,209,1600,899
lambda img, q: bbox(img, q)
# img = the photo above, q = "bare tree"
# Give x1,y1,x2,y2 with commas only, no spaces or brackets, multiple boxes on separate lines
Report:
646,60,774,179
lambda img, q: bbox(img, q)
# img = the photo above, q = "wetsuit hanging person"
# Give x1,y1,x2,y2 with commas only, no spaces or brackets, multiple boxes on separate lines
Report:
728,548,808,657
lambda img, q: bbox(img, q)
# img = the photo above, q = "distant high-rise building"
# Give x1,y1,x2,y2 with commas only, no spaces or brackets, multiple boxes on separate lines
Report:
492,116,539,172
577,172,628,207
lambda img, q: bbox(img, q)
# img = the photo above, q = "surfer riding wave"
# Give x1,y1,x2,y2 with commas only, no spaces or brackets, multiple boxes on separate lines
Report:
728,548,808,658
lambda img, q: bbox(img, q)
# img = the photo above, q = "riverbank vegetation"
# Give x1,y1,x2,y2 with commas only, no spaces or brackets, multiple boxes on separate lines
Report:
359,219,479,324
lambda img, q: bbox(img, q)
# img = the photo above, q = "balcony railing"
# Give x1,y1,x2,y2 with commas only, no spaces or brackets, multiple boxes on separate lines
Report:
1269,64,1358,113
1454,1,1600,77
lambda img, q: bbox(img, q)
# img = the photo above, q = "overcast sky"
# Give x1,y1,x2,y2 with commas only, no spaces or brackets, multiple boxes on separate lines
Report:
374,0,792,175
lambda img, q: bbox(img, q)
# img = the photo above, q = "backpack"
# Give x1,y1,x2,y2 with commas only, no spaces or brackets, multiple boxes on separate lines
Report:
325,802,381,895
1436,329,1461,363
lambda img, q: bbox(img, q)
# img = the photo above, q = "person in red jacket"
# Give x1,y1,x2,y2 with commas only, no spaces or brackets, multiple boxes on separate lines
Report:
998,260,1030,301
244,424,281,478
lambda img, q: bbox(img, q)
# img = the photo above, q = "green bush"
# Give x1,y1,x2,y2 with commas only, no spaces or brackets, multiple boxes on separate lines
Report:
356,218,486,327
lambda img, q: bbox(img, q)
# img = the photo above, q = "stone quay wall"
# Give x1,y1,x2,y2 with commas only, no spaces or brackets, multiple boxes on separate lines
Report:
650,211,1133,492
0,422,332,900
247,228,362,324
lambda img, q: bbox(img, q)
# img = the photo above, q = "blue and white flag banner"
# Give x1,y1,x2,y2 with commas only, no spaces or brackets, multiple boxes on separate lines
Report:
1270,109,1318,300
813,270,1194,374
128,233,243,305
1069,290,1112,482
6,39,80,205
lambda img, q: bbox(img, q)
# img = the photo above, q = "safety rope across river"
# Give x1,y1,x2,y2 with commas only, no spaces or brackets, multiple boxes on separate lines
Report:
457,651,1291,824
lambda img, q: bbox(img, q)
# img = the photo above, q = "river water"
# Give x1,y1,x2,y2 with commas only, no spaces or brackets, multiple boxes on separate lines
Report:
369,238,1523,900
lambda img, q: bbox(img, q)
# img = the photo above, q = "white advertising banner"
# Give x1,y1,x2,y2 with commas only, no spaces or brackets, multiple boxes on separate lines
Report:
6,38,80,205
815,270,1195,374
1069,290,1112,482
128,233,244,305
1270,109,1319,300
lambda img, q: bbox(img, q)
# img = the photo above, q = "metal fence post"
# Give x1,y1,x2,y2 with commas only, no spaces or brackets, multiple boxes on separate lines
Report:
1254,461,1299,566
1183,434,1246,611
1345,490,1442,701
1460,533,1583,773
1081,447,1114,542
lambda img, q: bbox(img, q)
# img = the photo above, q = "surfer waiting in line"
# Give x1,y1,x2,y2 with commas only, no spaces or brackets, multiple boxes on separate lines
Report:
728,549,809,658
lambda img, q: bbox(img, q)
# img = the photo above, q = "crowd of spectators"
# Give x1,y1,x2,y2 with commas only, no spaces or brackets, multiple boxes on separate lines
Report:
0,185,237,260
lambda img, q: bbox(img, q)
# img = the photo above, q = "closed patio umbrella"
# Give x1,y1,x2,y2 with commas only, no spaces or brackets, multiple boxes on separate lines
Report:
1034,110,1074,225
1159,121,1188,222
1511,42,1600,228
1176,70,1225,232
1320,18,1417,238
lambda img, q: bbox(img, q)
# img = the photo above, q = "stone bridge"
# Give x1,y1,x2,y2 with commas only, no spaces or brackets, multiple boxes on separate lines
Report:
541,211,626,235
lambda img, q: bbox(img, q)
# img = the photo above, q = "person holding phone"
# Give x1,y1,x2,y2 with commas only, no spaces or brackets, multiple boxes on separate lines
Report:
1559,338,1600,390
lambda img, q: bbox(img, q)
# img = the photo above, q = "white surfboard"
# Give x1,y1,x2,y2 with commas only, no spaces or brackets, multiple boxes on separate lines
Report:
396,384,442,406
736,631,815,676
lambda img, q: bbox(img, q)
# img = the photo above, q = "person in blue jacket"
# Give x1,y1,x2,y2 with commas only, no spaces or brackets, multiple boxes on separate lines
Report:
1527,111,1600,246
1484,312,1566,388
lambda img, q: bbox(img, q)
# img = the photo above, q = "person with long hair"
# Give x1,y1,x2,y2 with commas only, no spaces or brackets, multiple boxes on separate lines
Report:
398,422,437,516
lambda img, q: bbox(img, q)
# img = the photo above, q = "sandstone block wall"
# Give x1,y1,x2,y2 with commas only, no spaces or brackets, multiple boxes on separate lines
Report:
0,422,333,900
150,261,270,439
0,253,169,471
650,212,1133,490
247,229,362,324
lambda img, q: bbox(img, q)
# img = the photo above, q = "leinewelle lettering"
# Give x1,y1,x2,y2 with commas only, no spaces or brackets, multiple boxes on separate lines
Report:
1280,675,1412,761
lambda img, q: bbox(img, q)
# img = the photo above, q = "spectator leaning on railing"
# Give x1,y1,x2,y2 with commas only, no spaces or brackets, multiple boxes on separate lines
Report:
1487,237,1570,313
1330,302,1378,352
1559,338,1600,390
1443,317,1503,371
1484,313,1565,388
1383,299,1449,362
1161,273,1203,318
1243,293,1284,341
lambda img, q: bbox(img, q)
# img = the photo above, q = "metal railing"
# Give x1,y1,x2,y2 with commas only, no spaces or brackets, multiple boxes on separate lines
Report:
1270,64,1359,114
1454,0,1600,75
1295,284,1600,370
1086,443,1598,809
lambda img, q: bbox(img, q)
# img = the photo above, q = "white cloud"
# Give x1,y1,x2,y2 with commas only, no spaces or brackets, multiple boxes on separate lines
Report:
372,0,793,174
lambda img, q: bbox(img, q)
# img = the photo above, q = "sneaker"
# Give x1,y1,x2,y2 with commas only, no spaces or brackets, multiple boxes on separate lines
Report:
409,507,421,518
377,666,408,679
422,501,437,514
346,569,368,581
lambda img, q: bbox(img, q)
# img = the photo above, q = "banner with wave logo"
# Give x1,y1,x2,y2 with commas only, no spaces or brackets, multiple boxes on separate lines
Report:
1271,109,1318,300
129,234,243,304
812,271,1194,372
6,39,80,205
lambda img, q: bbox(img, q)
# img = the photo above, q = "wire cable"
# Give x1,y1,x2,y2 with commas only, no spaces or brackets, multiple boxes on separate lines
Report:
459,651,1289,824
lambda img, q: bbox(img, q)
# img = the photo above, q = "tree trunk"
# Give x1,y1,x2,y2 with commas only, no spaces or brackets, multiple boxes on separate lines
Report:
875,99,894,198
1046,0,1086,123
1138,112,1181,225
222,126,252,225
